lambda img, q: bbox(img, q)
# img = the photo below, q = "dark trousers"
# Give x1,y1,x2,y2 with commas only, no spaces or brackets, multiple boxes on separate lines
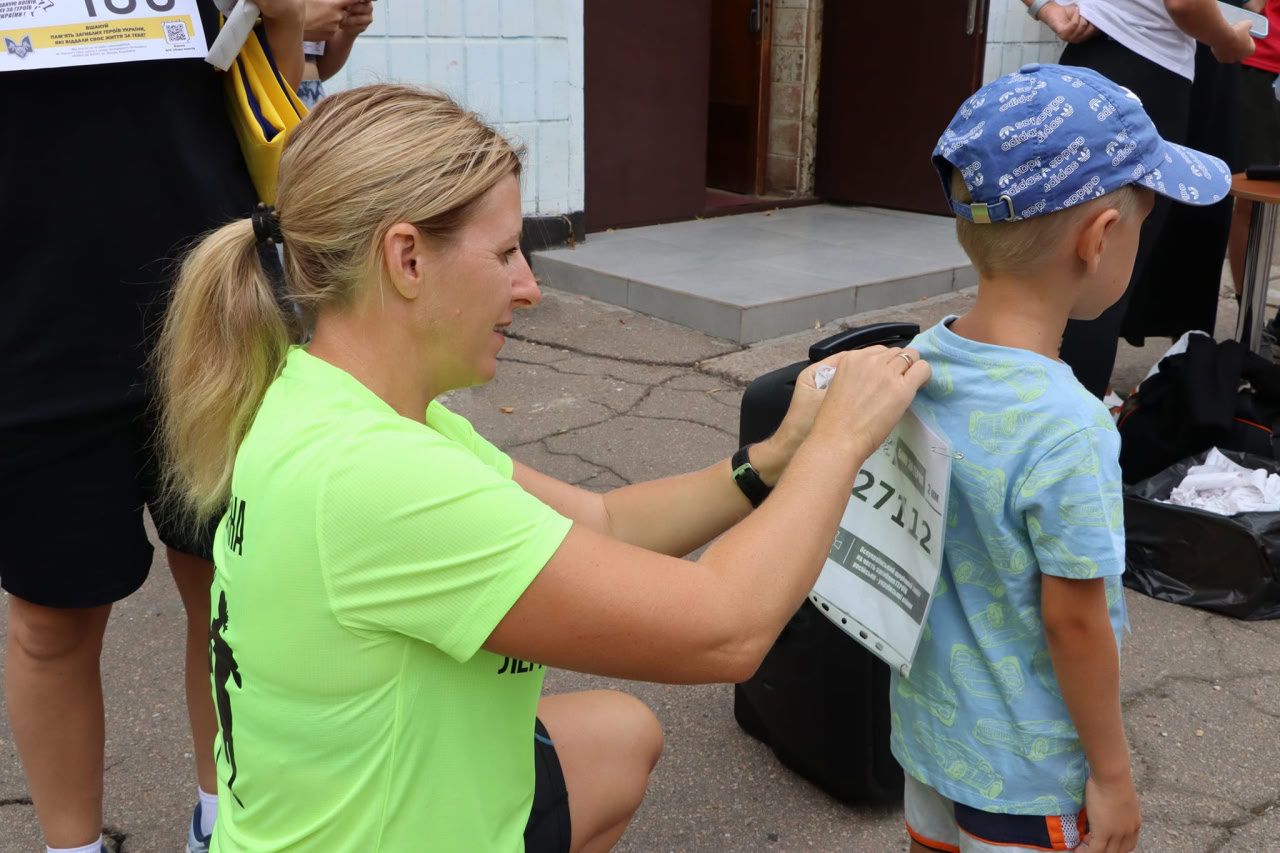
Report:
1057,36,1192,398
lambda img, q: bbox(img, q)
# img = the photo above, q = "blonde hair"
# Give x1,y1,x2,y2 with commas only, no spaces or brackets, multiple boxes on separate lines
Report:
155,85,522,527
951,170,1142,278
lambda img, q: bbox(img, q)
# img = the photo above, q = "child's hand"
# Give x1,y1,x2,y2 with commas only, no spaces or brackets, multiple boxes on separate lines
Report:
1081,775,1140,853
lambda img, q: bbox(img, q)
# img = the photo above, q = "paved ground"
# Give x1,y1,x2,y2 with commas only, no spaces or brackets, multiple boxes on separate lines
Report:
3,282,1279,852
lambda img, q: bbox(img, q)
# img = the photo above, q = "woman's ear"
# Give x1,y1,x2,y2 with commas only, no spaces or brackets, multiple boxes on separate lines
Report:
1074,205,1121,274
383,223,424,299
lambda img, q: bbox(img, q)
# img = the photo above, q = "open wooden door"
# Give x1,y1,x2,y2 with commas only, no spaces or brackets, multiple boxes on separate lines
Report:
815,0,988,214
706,0,771,195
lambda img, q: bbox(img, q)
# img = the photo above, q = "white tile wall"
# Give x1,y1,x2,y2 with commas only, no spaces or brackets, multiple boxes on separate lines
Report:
983,0,1063,84
324,0,585,217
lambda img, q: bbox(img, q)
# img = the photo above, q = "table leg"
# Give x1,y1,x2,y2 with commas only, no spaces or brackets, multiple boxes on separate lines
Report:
1236,200,1279,353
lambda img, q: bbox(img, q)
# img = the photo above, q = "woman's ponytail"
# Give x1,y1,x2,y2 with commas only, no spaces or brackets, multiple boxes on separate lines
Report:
155,219,292,528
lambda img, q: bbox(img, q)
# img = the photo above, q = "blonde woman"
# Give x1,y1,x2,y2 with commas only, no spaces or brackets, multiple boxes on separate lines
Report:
156,84,930,852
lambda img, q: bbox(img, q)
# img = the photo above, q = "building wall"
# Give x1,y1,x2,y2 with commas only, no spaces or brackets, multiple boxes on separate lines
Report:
322,0,585,219
765,0,824,197
317,1,1058,217
983,0,1063,84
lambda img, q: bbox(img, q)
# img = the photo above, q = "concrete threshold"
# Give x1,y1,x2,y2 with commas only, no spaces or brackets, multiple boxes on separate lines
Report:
532,204,976,344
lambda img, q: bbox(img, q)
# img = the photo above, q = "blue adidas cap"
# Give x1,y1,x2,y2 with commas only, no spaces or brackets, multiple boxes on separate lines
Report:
934,63,1232,223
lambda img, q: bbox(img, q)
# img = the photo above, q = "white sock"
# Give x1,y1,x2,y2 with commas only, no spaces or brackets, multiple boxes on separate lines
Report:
46,838,103,853
198,786,218,837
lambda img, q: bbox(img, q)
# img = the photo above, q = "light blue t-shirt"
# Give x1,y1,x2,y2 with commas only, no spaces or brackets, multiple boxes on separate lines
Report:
889,318,1127,816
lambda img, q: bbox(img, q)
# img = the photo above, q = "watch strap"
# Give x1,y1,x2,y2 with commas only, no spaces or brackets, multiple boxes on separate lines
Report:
731,445,773,508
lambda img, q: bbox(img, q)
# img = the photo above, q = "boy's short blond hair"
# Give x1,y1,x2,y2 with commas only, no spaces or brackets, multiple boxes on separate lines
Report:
950,170,1142,278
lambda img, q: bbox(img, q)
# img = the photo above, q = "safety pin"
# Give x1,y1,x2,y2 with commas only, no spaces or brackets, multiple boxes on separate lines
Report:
930,447,964,460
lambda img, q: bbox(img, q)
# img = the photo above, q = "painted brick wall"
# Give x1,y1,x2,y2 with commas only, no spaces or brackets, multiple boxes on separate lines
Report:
983,0,1063,84
766,0,823,197
322,0,584,218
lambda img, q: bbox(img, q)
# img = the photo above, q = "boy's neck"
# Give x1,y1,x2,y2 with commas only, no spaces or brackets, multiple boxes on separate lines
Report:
948,272,1074,362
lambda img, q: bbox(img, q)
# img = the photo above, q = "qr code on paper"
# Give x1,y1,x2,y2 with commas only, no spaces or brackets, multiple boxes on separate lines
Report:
162,21,188,45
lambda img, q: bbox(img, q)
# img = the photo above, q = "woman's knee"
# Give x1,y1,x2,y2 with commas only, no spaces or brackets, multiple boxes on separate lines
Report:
6,597,111,664
618,693,663,772
586,690,663,775
541,689,663,789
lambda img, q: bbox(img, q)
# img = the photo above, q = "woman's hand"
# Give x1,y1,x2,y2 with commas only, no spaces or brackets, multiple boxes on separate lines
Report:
1211,19,1256,64
301,0,346,41
256,0,304,23
749,358,836,485
1038,2,1098,43
339,0,374,34
811,346,930,459
753,346,930,485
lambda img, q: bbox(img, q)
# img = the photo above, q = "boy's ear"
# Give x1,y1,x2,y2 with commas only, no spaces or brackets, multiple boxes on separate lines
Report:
1074,206,1121,274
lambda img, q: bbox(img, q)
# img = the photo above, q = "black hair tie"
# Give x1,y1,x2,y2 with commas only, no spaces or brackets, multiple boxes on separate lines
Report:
251,202,284,247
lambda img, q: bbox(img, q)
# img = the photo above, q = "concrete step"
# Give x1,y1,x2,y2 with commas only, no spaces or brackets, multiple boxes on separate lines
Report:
531,205,977,344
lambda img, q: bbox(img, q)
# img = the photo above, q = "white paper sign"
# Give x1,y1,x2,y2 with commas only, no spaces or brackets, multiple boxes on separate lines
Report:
0,0,206,72
810,410,951,677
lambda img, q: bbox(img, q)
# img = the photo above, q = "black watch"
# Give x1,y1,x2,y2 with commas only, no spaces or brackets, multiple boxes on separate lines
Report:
731,444,773,508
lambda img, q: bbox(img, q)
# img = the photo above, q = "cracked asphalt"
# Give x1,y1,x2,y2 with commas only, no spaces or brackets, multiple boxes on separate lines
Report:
2,285,1278,852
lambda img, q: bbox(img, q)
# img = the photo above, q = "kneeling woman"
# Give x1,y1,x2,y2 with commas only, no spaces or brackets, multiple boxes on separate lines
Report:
156,85,929,853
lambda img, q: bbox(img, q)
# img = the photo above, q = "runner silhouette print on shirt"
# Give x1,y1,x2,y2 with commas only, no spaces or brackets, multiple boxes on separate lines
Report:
211,590,244,807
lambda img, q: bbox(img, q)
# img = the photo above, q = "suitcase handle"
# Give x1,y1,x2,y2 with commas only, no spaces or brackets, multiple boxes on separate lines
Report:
808,323,920,363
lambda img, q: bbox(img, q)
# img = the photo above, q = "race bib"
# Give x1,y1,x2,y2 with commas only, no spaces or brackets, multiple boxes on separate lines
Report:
810,410,952,677
0,0,207,71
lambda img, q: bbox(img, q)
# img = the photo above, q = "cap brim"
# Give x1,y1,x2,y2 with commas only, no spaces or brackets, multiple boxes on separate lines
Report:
1138,140,1233,207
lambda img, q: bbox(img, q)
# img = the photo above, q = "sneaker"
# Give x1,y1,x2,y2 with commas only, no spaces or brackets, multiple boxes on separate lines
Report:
187,802,212,853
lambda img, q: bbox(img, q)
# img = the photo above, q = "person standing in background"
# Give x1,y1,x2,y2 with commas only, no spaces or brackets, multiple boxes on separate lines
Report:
1228,0,1280,350
1130,3,1249,360
1024,0,1255,398
0,4,303,853
299,0,375,108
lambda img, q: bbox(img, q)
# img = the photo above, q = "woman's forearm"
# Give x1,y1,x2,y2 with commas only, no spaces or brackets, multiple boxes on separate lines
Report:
695,427,870,649
316,30,357,81
599,434,795,556
262,0,306,90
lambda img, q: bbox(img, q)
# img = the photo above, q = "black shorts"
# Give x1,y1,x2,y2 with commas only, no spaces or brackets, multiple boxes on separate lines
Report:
525,718,572,853
0,406,218,608
1239,65,1280,168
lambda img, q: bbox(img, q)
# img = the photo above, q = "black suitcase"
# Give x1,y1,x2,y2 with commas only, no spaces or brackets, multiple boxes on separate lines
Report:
734,322,919,803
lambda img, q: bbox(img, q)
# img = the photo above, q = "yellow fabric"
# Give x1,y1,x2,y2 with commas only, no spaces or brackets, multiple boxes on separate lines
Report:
224,21,307,204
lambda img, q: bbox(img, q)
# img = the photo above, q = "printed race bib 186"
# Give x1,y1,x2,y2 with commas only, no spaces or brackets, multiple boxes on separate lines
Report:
0,0,206,71
810,410,952,677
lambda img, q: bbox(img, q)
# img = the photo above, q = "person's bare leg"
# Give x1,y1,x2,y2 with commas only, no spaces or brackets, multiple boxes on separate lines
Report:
5,595,112,848
1229,196,1253,297
167,547,217,794
537,690,663,853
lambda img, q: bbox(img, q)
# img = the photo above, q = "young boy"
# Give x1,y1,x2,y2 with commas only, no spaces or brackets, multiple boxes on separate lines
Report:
893,63,1233,853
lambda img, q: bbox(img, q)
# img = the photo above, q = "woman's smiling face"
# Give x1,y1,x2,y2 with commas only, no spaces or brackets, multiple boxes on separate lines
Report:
421,173,541,390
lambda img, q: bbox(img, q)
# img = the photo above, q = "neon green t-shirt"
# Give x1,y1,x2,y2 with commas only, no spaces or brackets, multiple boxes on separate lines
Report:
208,347,572,852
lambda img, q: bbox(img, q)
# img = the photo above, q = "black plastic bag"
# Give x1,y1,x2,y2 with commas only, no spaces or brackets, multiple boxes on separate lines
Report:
1117,335,1280,485
1124,449,1280,620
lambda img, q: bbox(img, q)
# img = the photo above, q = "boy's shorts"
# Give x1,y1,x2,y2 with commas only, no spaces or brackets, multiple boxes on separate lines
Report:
905,775,1089,852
